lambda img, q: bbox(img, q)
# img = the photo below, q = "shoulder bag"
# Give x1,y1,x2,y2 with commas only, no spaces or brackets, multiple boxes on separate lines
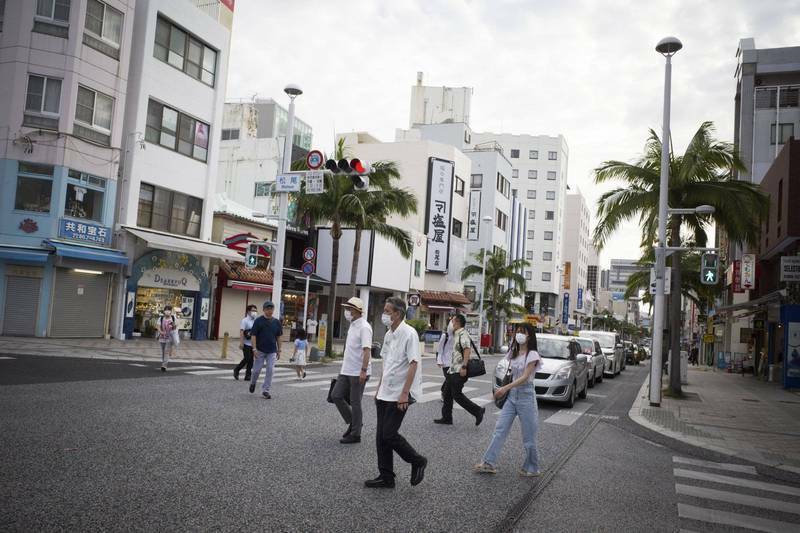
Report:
495,361,513,409
466,338,486,377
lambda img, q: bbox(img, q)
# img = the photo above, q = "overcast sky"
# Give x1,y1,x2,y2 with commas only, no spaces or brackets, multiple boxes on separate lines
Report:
225,0,800,268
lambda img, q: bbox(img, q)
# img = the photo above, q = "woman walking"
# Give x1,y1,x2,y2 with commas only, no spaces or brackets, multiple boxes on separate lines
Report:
474,322,542,476
157,305,178,372
292,328,309,379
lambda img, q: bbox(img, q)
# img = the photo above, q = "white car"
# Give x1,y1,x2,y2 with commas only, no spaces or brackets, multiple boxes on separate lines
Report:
579,330,624,377
576,337,605,388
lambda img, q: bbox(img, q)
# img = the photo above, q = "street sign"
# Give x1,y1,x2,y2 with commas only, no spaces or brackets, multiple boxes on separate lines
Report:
276,173,302,192
302,247,316,262
562,292,570,325
408,294,420,307
306,150,324,170
701,253,719,286
301,261,315,276
649,267,672,295
305,170,324,194
741,253,755,289
781,256,800,282
577,287,583,310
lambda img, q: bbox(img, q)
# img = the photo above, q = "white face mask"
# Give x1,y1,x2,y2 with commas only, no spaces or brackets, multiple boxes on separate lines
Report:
344,310,353,322
381,313,392,326
249,311,258,318
515,333,528,345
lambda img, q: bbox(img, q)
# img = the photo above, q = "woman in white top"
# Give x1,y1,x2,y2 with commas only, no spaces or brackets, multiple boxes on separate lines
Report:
474,322,542,476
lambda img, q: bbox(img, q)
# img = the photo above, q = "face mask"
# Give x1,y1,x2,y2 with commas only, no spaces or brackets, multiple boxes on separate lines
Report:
164,311,172,316
381,313,392,326
249,311,257,318
344,310,353,322
515,333,527,345
447,322,454,334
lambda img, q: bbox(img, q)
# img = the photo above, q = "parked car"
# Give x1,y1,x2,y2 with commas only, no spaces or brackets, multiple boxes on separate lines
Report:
575,337,605,388
492,334,589,408
579,330,624,377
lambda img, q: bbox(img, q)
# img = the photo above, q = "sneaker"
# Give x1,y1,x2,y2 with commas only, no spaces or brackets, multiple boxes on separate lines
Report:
340,434,361,444
160,366,166,373
473,462,497,474
475,407,486,427
410,457,427,486
262,392,271,399
244,374,251,381
519,469,541,477
302,371,307,379
433,418,453,425
364,477,395,489
233,370,240,380
249,384,255,393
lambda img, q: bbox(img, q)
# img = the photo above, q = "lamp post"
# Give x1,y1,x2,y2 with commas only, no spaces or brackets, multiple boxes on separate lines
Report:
271,84,302,318
650,36,682,407
477,215,493,346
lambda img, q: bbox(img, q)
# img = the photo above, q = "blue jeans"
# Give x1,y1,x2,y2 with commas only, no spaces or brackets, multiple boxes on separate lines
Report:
482,383,540,473
250,352,277,393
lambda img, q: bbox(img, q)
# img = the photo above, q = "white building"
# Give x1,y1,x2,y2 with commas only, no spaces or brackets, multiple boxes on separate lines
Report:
409,72,473,127
562,190,593,329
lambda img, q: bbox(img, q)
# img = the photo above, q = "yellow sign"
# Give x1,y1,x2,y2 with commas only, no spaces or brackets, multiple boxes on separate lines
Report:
703,334,715,343
317,321,327,350
525,314,539,325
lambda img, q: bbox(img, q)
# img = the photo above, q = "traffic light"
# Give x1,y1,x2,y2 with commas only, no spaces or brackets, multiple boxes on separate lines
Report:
701,252,719,285
324,158,370,190
245,243,259,270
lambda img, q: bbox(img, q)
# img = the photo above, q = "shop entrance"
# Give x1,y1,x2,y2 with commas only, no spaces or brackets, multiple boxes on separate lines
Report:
134,287,196,339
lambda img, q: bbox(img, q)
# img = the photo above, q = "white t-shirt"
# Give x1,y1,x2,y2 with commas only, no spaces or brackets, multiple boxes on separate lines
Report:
436,331,454,368
376,321,422,402
240,315,255,347
341,317,372,376
506,349,543,382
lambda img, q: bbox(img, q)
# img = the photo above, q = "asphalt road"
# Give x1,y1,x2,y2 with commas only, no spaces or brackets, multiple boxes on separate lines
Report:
1,354,798,532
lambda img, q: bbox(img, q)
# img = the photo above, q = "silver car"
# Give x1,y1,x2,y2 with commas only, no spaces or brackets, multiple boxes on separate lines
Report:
576,337,606,388
493,334,589,408
579,330,623,377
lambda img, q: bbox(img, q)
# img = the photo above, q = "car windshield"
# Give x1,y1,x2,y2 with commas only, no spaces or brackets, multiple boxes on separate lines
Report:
577,339,594,354
581,331,616,349
537,337,572,359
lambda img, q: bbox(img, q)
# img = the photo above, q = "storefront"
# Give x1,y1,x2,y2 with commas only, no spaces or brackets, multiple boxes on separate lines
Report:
0,247,50,337
415,290,471,331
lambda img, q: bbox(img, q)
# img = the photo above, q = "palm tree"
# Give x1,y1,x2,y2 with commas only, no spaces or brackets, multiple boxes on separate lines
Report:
461,249,529,350
593,121,768,394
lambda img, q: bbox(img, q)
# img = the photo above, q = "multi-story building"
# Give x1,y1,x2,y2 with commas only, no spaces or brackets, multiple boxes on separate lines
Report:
608,259,644,294
408,72,472,127
110,0,241,341
0,0,136,337
562,190,593,328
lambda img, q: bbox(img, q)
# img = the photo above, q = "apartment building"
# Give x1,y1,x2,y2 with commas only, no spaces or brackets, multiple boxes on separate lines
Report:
562,190,593,328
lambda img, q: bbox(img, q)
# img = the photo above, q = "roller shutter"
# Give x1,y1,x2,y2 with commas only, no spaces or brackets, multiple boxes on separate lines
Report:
2,276,41,336
50,269,110,338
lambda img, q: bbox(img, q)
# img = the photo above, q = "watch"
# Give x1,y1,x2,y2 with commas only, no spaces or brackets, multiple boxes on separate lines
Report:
361,368,368,372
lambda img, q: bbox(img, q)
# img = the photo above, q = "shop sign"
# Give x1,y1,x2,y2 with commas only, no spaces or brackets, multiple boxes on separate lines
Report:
563,262,571,290
733,260,743,293
576,287,583,309
425,157,454,273
467,190,481,241
562,292,570,324
408,294,420,307
780,256,800,282
741,254,755,289
140,268,200,292
58,218,111,245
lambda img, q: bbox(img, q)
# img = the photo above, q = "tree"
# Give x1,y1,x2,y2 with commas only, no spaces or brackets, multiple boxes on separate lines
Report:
593,121,768,394
461,249,529,350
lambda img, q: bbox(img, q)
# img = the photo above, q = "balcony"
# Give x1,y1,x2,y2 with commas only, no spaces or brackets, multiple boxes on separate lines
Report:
188,0,234,30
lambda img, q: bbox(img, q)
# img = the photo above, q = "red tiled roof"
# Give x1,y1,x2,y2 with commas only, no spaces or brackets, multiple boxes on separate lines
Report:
418,290,471,306
221,261,274,285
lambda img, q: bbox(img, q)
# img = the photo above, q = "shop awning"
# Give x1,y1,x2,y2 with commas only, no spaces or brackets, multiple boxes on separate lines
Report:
44,239,128,265
123,226,244,262
714,289,785,314
228,281,272,293
0,245,49,264
418,290,472,307
427,305,455,311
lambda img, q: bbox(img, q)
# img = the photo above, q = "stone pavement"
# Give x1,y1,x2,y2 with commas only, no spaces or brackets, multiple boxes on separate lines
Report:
630,365,800,473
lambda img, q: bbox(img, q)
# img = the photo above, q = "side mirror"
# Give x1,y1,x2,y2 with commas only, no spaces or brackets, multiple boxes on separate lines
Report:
577,354,588,364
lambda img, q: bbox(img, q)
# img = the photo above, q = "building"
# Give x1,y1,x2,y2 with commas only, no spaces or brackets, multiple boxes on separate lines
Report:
110,0,242,341
408,72,473,127
0,0,136,337
562,190,593,328
608,259,644,294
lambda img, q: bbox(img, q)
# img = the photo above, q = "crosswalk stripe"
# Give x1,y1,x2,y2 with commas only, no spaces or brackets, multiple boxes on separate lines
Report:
673,468,800,497
286,373,346,387
129,363,147,367
421,386,478,403
675,483,800,515
185,369,237,376
677,503,798,533
673,456,757,475
170,365,217,370
543,402,593,426
0,356,15,360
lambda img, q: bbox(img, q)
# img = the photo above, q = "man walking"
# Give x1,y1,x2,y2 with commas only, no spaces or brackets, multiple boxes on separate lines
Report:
250,301,282,399
331,297,372,444
365,297,427,489
434,314,485,426
234,304,258,381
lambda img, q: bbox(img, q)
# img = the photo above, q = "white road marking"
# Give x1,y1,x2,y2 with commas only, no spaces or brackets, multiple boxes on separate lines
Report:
673,469,800,497
675,483,800,515
0,356,16,360
543,402,593,426
673,456,757,475
171,365,217,370
186,369,238,376
677,503,798,533
587,393,607,398
421,386,478,403
284,373,348,387
128,363,147,367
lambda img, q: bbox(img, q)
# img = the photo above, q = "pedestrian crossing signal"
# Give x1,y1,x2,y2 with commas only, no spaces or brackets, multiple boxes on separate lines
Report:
245,243,259,270
701,253,718,285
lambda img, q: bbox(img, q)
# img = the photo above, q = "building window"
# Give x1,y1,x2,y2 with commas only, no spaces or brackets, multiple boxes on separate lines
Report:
75,85,113,132
542,272,552,281
526,250,533,260
510,149,520,158
528,169,537,179
137,183,202,238
85,0,123,48
496,173,510,198
547,171,557,180
65,169,105,222
25,75,61,115
221,128,240,141
512,169,519,179
154,16,217,87
254,182,271,197
529,150,538,159
452,218,463,238
527,190,536,199
544,231,553,240
527,230,534,240
470,173,483,188
15,163,54,213
454,176,465,196
525,271,532,280
145,99,210,162
770,123,794,145
546,191,556,200
528,210,535,219
414,260,421,277
548,151,557,160
36,0,70,23
543,251,553,261
545,210,555,220
495,209,508,231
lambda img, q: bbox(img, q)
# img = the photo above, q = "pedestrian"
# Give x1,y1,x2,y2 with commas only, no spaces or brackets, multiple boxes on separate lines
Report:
331,297,372,444
157,305,178,372
249,301,283,399
690,346,699,366
434,314,485,426
436,318,454,400
234,304,258,381
292,328,308,380
365,297,427,489
474,322,542,477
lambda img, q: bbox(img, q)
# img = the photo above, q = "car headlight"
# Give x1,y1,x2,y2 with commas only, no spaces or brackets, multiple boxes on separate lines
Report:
554,367,572,380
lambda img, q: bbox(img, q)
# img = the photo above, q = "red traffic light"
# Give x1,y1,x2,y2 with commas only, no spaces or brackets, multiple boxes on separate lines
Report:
351,158,366,174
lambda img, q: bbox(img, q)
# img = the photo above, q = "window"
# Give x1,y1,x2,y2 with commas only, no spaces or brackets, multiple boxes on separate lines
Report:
545,210,555,220
75,85,113,132
470,174,483,188
414,260,421,277
547,171,557,180
544,231,553,240
512,169,519,179
528,210,535,219
542,272,552,281
15,163,54,213
543,251,552,261
526,251,533,260
154,16,217,87
36,0,70,23
510,149,520,158
137,183,203,238
527,190,536,199
548,151,557,160
527,230,534,239
546,191,556,200
85,0,123,48
221,128,240,141
495,209,508,231
528,169,537,179
770,123,794,145
145,99,210,162
454,176,465,196
25,75,61,115
65,169,105,222
525,271,532,280
452,218,463,238
254,182,271,197
529,150,538,159
496,173,510,198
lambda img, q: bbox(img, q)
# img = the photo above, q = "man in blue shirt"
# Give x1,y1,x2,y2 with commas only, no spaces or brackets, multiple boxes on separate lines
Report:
249,301,283,399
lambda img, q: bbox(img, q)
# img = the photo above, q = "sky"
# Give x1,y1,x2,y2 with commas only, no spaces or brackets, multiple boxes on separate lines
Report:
225,0,800,268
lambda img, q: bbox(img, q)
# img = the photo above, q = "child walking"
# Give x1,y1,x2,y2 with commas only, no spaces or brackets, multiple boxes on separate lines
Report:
293,328,309,379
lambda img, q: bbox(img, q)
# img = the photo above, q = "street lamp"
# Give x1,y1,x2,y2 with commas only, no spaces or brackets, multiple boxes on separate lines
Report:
650,36,682,407
271,84,303,318
477,215,493,346
667,205,715,216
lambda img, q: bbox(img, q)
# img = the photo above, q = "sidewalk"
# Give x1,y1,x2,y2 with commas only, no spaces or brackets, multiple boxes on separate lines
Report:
629,365,800,473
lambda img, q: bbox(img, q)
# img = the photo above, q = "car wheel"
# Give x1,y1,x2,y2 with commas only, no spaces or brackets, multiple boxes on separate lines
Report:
597,371,603,383
565,383,576,408
578,378,588,399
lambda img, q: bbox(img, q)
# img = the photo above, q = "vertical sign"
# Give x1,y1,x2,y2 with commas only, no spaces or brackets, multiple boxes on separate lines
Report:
733,260,744,293
563,262,572,290
741,254,755,290
577,287,583,310
562,292,570,325
425,157,454,272
467,190,482,241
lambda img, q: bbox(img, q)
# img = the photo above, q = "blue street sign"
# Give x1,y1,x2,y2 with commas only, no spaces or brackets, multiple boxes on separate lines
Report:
577,288,583,310
301,261,315,276
562,292,570,324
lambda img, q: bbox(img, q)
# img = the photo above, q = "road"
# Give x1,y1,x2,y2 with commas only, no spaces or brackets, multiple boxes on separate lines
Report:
1,354,799,532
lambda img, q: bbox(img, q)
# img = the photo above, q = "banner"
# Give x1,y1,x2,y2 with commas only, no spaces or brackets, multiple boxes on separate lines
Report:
741,254,755,290
577,287,583,310
425,158,454,272
563,262,571,290
562,292,570,324
467,190,481,241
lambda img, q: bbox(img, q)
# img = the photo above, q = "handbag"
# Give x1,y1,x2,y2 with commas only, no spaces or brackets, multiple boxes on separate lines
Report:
327,378,351,405
494,365,513,409
466,339,486,377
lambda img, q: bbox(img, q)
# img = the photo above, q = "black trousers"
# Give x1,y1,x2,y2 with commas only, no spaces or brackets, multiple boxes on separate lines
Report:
441,372,482,421
235,345,254,377
375,399,424,480
440,366,449,394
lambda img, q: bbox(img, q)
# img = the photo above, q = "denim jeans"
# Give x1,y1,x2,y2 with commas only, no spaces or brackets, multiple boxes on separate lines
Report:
482,382,540,473
250,352,277,393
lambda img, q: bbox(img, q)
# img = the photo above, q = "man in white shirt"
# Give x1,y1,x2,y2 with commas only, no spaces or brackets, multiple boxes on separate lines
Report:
365,297,427,489
234,304,258,381
331,297,372,444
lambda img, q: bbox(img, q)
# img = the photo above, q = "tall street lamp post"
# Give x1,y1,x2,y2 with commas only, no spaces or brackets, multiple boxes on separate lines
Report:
477,215,493,346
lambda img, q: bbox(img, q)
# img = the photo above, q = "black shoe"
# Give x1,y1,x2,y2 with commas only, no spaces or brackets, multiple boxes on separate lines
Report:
262,392,271,399
249,384,255,393
340,435,361,444
364,477,395,489
234,370,240,380
244,374,251,381
302,371,306,379
342,426,352,439
433,418,453,425
411,457,427,486
476,407,486,427
160,366,166,372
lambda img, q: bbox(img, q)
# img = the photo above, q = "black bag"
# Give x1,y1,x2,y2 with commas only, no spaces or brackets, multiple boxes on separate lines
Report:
243,328,252,340
327,378,350,405
495,366,513,409
466,339,486,378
